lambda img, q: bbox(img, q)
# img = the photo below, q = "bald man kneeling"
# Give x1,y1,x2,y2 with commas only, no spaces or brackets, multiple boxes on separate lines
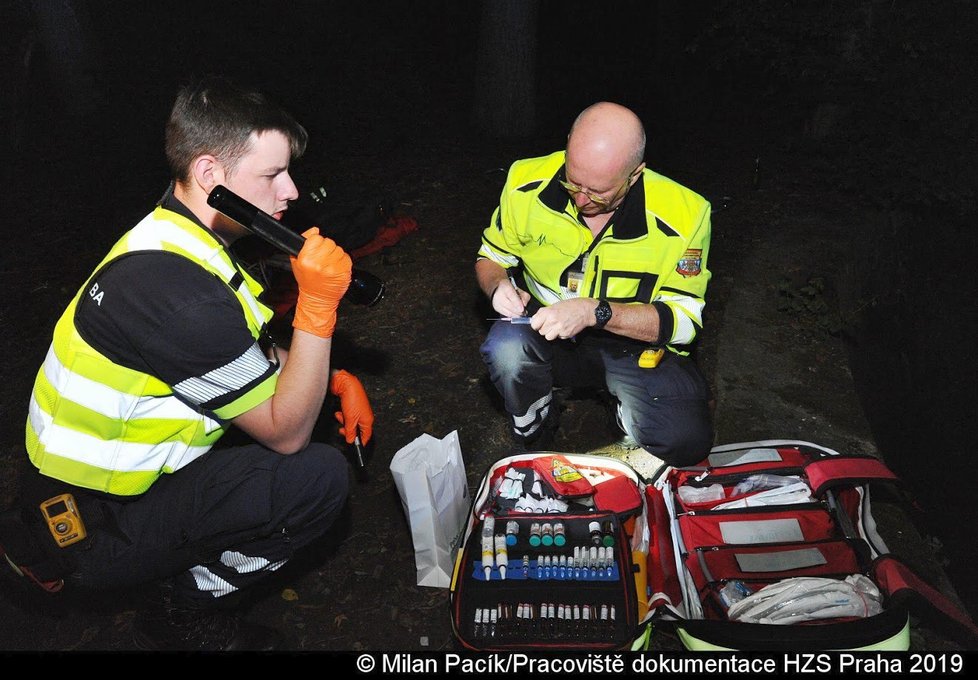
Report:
476,102,714,466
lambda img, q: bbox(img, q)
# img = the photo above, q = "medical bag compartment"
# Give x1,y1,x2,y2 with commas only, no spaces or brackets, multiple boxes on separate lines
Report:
644,439,917,651
449,452,650,651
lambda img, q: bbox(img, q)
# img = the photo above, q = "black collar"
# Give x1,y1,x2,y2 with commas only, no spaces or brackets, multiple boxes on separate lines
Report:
538,165,649,241
158,182,205,228
158,182,232,252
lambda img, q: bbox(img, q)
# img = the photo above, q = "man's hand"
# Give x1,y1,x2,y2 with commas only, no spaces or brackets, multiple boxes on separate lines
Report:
329,369,375,445
491,279,531,318
530,298,599,341
291,228,352,338
476,259,530,318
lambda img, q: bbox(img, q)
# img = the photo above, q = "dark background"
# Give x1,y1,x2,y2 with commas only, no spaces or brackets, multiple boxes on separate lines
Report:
1,0,976,650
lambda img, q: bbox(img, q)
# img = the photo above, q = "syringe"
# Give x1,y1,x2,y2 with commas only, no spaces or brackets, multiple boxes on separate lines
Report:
486,317,532,324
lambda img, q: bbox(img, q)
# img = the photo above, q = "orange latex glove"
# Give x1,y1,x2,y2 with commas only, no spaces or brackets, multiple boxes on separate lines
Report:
329,369,375,445
290,227,352,338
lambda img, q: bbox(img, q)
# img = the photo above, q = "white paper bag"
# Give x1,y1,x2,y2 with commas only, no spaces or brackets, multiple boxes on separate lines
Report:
389,430,470,588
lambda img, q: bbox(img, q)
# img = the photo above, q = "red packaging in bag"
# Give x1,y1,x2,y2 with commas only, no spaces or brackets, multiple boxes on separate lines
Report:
531,455,596,499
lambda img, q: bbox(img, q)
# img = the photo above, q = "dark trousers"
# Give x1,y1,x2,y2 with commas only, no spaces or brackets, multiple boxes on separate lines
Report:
22,443,349,607
480,321,714,466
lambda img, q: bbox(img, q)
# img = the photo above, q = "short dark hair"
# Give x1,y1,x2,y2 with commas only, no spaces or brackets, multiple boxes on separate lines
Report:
165,76,308,183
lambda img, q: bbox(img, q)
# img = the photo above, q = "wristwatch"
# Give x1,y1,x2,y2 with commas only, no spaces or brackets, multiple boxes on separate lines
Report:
594,299,612,329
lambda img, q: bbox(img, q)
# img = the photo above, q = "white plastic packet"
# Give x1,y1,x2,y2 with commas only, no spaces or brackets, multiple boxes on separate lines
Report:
713,481,813,510
678,483,725,505
727,575,883,624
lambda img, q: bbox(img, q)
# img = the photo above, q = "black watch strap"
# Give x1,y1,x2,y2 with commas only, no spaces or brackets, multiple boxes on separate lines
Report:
594,299,612,329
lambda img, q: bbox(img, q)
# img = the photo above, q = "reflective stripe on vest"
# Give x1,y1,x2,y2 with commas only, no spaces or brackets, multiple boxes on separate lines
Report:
26,207,275,496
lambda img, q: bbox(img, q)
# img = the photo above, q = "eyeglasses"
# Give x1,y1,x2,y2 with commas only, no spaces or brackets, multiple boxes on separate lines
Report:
558,166,641,207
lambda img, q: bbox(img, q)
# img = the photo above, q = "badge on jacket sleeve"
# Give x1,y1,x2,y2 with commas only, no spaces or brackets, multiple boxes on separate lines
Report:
676,248,703,277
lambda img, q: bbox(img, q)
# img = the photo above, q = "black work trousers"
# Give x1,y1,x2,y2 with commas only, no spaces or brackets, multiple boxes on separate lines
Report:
25,443,349,607
481,321,714,466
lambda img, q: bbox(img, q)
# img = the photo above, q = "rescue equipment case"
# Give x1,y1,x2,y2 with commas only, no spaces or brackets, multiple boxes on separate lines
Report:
449,440,978,651
450,452,646,650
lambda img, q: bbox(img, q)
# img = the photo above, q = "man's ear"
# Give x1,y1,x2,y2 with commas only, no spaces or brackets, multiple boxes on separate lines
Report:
190,155,225,193
630,162,646,184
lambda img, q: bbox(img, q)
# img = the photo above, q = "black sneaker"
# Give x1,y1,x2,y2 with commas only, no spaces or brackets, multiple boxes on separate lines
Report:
0,508,66,594
512,392,564,452
513,414,559,452
1,546,64,593
132,587,284,652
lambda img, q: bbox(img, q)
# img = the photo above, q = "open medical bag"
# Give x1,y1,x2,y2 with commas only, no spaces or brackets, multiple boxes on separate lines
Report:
450,440,978,651
449,453,647,650
648,439,918,650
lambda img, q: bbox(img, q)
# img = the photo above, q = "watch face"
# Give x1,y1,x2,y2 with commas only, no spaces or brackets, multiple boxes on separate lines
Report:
595,300,612,328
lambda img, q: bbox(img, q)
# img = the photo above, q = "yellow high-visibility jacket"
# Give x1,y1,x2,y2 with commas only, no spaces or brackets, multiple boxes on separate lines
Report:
26,206,276,496
479,151,711,347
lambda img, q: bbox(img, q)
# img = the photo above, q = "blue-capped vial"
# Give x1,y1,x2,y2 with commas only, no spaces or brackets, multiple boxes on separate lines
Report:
505,520,519,547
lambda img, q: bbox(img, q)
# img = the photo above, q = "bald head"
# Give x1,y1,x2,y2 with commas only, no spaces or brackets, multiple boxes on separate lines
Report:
563,102,646,215
567,102,646,179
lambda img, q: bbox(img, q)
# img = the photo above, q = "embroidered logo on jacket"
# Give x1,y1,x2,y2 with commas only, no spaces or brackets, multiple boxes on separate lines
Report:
676,249,703,277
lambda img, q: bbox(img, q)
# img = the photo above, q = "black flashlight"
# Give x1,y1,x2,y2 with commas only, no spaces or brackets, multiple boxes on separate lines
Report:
208,185,384,306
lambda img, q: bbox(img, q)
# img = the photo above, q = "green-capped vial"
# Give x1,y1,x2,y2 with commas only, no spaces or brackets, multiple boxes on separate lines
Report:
602,520,615,547
529,522,542,547
553,522,566,546
541,522,554,547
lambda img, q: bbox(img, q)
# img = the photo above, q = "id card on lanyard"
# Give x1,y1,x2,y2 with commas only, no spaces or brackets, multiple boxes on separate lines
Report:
563,253,587,298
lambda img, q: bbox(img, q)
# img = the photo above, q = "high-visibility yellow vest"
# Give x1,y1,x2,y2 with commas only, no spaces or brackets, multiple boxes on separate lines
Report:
26,206,277,496
479,151,711,346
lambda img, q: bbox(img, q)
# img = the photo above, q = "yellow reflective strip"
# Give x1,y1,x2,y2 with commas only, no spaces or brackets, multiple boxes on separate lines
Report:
36,357,221,441
212,372,277,420
670,308,697,345
49,332,170,396
232,282,267,330
41,349,154,420
150,207,235,273
25,415,39,454
31,391,222,451
28,444,168,496
124,213,164,252
869,618,911,650
42,345,170,407
524,276,561,305
658,293,705,319
677,617,910,651
478,242,520,268
240,265,268,297
28,412,217,481
676,628,732,651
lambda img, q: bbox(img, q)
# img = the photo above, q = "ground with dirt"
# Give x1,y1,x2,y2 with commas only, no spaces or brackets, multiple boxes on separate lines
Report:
2,1,975,654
